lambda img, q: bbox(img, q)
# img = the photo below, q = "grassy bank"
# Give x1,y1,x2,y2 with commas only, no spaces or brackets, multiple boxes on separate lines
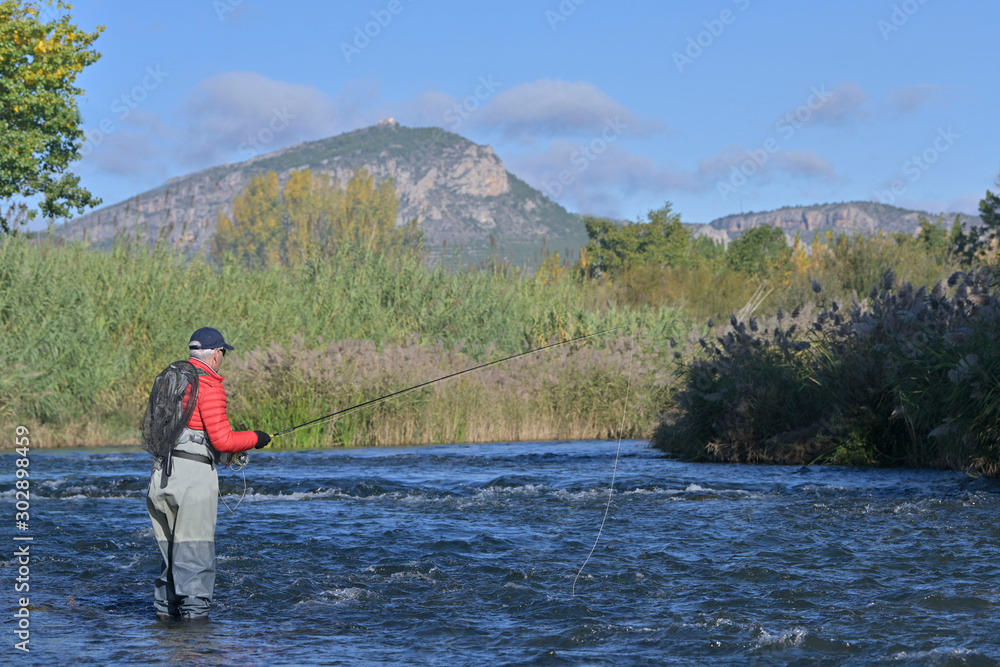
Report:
0,235,682,447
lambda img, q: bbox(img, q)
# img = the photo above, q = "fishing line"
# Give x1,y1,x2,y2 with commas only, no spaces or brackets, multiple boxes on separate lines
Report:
572,331,635,596
270,329,619,440
219,452,250,514
227,330,617,508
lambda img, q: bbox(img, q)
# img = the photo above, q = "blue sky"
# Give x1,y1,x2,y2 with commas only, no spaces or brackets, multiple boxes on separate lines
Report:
51,0,1000,228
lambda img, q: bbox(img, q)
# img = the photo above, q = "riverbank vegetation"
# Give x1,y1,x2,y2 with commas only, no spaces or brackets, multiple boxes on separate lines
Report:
0,208,679,448
650,185,1000,473
653,269,1000,473
3,170,999,473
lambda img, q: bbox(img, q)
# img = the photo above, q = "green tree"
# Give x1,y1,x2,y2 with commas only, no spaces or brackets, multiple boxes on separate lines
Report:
951,175,1000,266
726,225,792,278
948,215,965,253
581,202,690,277
980,186,1000,240
0,1,104,233
915,214,949,257
691,233,725,267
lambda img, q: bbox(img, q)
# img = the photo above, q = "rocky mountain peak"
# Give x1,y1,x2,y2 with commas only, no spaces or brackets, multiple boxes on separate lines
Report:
696,201,981,244
53,123,582,260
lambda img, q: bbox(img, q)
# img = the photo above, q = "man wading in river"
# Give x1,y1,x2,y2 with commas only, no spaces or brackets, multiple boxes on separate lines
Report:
143,327,271,620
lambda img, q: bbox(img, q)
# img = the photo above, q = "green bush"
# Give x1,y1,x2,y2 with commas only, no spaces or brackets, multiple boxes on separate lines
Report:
654,269,1000,474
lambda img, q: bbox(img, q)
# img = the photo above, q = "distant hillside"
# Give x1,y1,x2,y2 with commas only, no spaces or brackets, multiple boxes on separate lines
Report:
693,201,982,245
53,126,983,263
52,121,587,264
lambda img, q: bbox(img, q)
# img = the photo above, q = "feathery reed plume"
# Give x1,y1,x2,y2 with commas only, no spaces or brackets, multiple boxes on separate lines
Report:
654,266,1000,474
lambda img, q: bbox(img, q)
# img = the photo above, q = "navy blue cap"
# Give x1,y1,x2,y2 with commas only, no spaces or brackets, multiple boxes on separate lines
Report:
189,327,235,351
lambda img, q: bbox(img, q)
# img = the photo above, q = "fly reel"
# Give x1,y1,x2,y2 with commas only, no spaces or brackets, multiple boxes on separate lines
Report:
231,450,251,471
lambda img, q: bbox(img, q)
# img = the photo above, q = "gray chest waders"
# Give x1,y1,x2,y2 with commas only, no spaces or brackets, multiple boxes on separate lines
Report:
147,428,220,618
159,429,214,488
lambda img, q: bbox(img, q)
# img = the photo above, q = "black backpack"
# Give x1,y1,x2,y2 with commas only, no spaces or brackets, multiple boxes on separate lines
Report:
141,360,207,461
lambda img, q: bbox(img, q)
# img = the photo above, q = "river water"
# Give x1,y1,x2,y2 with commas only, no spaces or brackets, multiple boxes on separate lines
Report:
5,440,1000,666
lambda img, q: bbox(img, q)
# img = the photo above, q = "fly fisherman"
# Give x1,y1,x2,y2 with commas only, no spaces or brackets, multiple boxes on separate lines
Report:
145,327,272,621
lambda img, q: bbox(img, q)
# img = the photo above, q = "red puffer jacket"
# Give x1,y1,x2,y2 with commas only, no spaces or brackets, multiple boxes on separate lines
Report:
184,358,258,453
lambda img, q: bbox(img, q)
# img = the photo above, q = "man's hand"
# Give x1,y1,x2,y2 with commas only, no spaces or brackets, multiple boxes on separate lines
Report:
253,431,272,449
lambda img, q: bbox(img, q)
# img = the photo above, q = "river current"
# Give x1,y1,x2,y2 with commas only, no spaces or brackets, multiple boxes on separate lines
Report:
4,440,1000,665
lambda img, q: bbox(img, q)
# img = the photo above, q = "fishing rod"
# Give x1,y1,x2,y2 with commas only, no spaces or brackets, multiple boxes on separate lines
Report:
270,328,619,440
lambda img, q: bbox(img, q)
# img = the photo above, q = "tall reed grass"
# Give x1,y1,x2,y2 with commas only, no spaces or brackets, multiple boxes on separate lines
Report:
225,336,664,448
0,235,684,446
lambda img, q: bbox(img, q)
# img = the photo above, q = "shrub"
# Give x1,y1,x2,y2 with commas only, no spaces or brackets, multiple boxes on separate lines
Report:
654,268,1000,474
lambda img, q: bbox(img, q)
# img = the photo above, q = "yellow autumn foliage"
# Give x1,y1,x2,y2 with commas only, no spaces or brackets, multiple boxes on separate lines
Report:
212,167,421,268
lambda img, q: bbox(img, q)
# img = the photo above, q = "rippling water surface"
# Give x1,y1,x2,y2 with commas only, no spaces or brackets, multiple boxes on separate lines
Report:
5,440,1000,665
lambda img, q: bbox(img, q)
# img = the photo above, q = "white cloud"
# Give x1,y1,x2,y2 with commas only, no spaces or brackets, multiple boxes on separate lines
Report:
770,150,838,180
391,89,463,129
769,81,945,129
770,81,869,129
883,84,945,115
474,79,664,140
174,72,378,167
510,140,691,216
809,81,869,125
508,136,841,216
85,131,161,176
120,108,170,136
698,144,837,184
697,145,751,180
901,193,983,217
